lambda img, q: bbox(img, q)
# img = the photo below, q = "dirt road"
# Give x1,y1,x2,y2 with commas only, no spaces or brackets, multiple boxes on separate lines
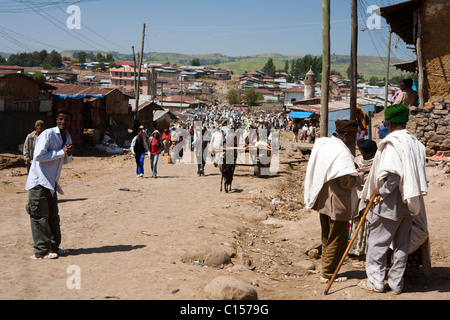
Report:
0,132,449,300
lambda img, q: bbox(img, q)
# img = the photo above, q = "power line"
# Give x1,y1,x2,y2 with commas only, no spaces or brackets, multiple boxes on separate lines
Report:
0,25,65,51
48,0,131,52
17,0,107,52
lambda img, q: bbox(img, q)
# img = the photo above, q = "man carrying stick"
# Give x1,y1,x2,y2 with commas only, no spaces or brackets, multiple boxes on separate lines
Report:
304,120,364,284
360,104,428,294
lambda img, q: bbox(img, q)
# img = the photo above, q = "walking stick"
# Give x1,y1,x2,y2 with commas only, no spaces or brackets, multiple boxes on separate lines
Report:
324,193,380,295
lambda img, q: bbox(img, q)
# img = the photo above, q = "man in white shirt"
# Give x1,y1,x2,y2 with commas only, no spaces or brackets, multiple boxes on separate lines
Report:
25,109,74,260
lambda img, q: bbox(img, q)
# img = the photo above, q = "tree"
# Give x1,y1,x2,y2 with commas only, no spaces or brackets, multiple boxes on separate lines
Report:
77,51,86,64
226,88,242,105
284,60,289,74
263,58,276,77
245,88,263,106
369,76,379,85
191,58,200,66
96,53,106,62
30,71,46,83
106,53,114,62
43,50,62,69
330,69,343,77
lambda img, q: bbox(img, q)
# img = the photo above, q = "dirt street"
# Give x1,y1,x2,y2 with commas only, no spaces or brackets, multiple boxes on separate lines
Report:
0,131,449,301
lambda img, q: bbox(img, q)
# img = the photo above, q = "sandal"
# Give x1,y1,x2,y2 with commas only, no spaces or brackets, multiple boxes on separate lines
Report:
320,276,348,284
358,280,384,293
30,252,58,260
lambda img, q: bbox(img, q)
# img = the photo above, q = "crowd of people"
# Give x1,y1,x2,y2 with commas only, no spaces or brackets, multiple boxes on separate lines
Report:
21,96,430,296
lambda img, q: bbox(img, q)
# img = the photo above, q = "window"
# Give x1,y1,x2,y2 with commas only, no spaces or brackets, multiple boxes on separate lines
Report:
124,72,127,77
124,81,127,86
115,80,118,85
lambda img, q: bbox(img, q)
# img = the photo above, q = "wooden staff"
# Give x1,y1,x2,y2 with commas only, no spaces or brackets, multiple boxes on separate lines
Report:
324,193,380,295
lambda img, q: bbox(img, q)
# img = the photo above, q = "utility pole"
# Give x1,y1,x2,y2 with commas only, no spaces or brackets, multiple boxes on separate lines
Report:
132,46,138,118
384,25,392,110
320,0,330,138
136,23,146,118
350,0,358,121
350,0,358,155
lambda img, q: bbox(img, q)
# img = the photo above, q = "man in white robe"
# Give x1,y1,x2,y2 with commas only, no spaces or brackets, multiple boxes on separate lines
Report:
360,104,428,294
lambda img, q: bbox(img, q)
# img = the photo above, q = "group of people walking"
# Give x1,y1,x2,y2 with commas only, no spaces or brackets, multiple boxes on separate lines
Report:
130,126,164,178
292,122,316,143
304,104,429,295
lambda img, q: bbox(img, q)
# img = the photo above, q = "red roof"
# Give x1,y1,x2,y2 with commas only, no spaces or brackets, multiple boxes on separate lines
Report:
0,65,24,70
117,61,135,66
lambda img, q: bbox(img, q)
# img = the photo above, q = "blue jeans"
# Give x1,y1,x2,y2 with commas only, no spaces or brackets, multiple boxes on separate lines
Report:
135,153,145,176
150,154,159,177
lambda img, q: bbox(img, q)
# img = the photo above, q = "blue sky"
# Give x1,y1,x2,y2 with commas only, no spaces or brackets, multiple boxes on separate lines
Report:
0,0,415,61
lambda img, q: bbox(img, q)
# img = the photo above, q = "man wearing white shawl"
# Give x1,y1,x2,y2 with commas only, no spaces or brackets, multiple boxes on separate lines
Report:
359,104,428,294
304,120,364,283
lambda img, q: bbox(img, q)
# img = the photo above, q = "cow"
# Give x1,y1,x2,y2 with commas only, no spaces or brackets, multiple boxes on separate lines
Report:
219,149,237,193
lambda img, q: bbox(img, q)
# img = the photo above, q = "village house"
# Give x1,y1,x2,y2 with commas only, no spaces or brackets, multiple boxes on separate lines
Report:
283,86,305,104
44,70,78,84
0,73,55,149
51,83,133,145
0,65,24,76
378,0,450,155
378,0,449,103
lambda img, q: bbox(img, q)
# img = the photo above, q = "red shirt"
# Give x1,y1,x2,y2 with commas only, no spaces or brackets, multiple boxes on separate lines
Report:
150,137,161,155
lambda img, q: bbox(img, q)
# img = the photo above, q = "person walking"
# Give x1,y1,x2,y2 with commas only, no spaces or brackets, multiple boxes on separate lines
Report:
304,120,364,283
194,126,209,176
25,109,73,260
149,130,164,178
130,130,150,178
300,123,308,142
292,124,299,142
359,104,428,294
23,120,45,173
161,129,172,156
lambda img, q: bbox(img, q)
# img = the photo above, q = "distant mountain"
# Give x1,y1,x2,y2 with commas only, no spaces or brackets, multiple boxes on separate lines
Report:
56,50,408,79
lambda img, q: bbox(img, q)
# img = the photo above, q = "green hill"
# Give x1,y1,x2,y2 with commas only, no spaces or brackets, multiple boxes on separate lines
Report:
60,50,406,79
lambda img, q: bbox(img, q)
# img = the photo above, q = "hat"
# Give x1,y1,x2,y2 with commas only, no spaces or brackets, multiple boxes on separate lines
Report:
385,104,409,123
35,120,44,127
335,120,358,133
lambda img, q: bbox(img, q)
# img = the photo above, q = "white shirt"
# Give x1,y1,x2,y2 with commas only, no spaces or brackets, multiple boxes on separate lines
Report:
25,126,73,195
210,130,223,151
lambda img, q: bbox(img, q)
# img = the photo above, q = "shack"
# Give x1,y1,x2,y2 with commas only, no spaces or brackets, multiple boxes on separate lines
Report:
0,73,56,149
52,84,133,145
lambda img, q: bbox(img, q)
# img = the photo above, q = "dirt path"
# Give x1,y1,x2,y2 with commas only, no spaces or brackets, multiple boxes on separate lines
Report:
0,132,449,300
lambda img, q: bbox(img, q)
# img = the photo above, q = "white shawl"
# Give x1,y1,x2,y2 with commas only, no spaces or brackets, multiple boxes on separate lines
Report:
304,136,359,209
361,129,428,214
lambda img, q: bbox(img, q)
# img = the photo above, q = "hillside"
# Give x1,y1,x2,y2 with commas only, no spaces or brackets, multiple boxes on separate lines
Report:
57,50,407,79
